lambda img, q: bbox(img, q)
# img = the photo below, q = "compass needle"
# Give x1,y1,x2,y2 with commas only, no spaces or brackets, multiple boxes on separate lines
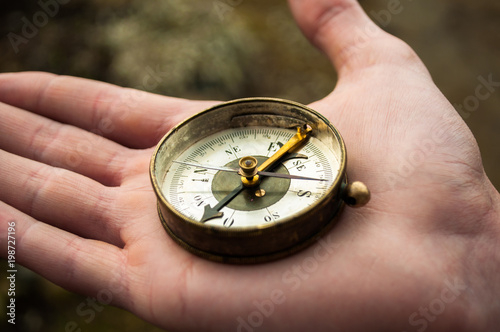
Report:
172,160,326,181
171,160,238,173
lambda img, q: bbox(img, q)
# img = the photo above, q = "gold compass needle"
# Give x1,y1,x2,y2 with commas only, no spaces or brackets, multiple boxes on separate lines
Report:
258,124,312,173
239,124,313,187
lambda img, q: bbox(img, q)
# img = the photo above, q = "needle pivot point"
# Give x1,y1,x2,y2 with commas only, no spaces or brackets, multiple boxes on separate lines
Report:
238,156,258,178
239,156,261,187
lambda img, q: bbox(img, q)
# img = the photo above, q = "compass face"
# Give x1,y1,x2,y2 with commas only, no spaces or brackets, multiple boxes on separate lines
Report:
162,126,340,228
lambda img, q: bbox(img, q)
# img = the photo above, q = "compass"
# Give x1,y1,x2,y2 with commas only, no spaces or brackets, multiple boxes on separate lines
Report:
150,98,369,263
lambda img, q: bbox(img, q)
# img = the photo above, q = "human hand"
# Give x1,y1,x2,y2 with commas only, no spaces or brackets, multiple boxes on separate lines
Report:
1,1,499,331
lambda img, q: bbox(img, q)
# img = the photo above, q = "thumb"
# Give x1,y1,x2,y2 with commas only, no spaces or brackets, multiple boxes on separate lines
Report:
287,0,423,77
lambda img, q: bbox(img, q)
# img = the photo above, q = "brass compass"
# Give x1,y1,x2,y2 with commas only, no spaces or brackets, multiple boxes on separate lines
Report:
150,98,369,263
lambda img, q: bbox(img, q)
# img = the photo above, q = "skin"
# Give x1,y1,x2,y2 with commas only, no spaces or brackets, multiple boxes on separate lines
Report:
1,0,499,331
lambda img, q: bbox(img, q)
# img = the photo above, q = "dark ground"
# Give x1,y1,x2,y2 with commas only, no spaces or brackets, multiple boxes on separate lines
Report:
0,0,498,331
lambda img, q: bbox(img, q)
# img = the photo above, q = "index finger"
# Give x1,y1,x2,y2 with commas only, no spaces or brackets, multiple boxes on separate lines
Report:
0,72,217,148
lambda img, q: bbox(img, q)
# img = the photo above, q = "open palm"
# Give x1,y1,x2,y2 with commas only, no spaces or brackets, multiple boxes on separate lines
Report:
1,1,499,331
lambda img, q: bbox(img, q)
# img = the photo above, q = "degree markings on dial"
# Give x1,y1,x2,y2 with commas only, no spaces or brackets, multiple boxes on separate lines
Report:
266,130,293,157
286,158,312,171
308,143,335,179
214,136,223,146
223,210,236,228
228,144,239,159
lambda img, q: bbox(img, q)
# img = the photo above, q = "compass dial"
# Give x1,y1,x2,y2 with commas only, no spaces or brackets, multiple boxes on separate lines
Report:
162,127,340,228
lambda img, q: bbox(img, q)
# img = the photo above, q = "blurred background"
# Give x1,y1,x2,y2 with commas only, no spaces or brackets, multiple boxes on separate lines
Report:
0,0,498,331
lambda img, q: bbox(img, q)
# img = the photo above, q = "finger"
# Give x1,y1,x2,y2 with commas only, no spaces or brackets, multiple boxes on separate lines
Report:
0,202,131,309
0,72,218,148
0,102,131,186
288,0,426,76
0,149,124,247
